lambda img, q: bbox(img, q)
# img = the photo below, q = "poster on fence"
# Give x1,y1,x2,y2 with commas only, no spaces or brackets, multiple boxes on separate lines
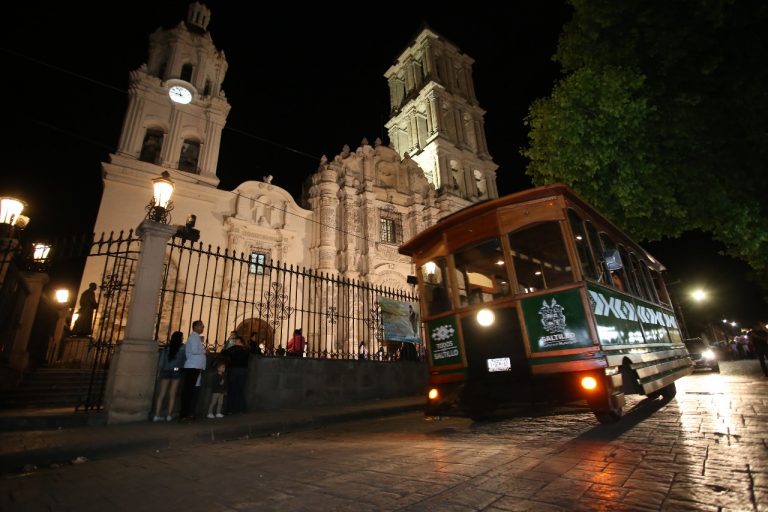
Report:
379,297,421,344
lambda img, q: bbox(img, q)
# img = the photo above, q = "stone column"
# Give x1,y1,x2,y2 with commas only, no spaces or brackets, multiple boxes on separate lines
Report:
47,304,70,365
428,94,441,135
8,272,49,372
103,220,177,424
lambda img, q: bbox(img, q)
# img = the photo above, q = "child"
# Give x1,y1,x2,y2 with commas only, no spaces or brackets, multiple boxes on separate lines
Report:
207,359,227,419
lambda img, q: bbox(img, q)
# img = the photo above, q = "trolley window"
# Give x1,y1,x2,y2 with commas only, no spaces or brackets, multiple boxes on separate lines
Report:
568,209,598,280
420,257,454,316
454,238,510,307
508,221,573,292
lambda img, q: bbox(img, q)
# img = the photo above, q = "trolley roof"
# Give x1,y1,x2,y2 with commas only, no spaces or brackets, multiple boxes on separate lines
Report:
398,183,665,270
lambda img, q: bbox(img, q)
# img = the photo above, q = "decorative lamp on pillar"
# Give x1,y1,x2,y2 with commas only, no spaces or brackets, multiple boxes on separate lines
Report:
146,171,175,224
28,241,52,271
55,288,70,304
33,242,51,262
0,197,26,238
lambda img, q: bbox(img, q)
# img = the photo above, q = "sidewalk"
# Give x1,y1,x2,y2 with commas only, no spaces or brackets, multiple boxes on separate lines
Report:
0,395,424,474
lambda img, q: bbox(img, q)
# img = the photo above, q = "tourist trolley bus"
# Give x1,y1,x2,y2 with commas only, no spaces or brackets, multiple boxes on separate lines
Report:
399,184,692,423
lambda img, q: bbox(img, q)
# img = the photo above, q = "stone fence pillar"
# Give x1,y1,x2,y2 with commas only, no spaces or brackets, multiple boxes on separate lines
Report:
104,220,176,424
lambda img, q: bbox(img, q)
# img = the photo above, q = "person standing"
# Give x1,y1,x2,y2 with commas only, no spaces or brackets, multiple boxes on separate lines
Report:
180,320,207,421
748,323,768,377
224,330,238,350
206,359,227,419
222,335,249,414
152,330,186,422
287,328,305,357
248,332,262,355
358,341,368,361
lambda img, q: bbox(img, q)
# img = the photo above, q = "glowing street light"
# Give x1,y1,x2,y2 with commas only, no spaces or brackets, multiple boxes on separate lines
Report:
54,289,70,304
146,171,175,223
0,197,27,238
33,242,51,262
691,289,707,302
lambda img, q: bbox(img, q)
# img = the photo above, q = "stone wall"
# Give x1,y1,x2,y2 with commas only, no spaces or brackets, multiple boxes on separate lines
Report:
180,355,427,418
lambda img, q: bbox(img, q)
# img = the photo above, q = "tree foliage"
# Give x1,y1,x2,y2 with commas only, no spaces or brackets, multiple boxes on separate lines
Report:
523,0,768,282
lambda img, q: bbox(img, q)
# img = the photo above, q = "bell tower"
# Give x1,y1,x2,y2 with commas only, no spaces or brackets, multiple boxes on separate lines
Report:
112,2,230,187
385,27,499,210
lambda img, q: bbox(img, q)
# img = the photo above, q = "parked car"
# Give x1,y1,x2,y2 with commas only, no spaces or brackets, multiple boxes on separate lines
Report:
684,338,720,372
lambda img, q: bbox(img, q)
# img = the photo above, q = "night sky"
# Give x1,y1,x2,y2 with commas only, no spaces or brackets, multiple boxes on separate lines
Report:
3,1,766,328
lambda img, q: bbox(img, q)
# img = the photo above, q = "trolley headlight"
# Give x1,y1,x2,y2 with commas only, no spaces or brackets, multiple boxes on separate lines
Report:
580,376,598,391
702,349,715,360
428,388,439,400
476,308,495,327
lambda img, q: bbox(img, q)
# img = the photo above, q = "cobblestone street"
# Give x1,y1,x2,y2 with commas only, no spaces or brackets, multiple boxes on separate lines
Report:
2,360,767,511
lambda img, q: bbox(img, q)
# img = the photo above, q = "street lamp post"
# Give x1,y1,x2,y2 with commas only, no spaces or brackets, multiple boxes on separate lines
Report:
104,171,181,423
0,197,26,239
146,171,175,223
48,288,72,365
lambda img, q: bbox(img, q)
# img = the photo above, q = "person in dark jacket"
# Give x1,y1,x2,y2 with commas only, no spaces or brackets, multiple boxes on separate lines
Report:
207,359,227,418
748,323,768,377
222,335,249,414
153,331,186,422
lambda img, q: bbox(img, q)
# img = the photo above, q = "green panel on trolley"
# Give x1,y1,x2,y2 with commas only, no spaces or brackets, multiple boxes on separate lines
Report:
426,315,463,367
521,288,594,354
586,283,681,345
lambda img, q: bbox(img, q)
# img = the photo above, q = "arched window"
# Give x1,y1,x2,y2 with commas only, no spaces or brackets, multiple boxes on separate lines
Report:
139,129,164,164
180,63,194,82
178,139,200,173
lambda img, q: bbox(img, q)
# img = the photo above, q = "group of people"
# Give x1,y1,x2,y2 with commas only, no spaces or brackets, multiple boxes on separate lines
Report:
357,341,420,361
152,324,307,421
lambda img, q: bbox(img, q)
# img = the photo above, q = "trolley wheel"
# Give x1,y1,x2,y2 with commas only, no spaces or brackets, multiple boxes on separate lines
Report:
593,409,622,424
588,395,623,424
468,410,495,422
660,382,677,399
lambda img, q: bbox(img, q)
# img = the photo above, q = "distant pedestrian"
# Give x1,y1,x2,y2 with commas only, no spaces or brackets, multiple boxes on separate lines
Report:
748,323,768,377
287,328,305,357
248,332,262,355
358,341,368,361
400,342,418,361
206,359,227,419
180,320,207,421
152,331,186,422
224,330,238,350
222,335,249,414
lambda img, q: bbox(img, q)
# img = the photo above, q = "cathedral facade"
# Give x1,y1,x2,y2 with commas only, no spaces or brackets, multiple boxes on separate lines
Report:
83,3,499,307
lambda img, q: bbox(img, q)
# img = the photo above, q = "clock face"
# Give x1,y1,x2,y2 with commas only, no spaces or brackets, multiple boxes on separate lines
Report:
168,85,192,104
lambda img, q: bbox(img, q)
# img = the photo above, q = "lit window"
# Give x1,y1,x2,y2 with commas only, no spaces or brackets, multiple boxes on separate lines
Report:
249,251,267,275
379,209,403,245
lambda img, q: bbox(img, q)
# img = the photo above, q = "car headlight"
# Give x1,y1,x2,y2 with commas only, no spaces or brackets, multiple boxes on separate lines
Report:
702,349,715,360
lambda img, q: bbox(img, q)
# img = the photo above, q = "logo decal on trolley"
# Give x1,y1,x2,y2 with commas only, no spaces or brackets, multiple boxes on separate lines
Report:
537,298,577,348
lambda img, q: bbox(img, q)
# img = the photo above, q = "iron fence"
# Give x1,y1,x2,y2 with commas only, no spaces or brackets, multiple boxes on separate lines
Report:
1,227,421,412
158,238,420,360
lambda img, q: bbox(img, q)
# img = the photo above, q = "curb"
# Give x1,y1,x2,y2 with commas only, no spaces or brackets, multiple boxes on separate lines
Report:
0,399,423,474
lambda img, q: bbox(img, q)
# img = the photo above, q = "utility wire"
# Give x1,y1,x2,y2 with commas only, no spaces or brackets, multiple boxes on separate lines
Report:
1,47,428,247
